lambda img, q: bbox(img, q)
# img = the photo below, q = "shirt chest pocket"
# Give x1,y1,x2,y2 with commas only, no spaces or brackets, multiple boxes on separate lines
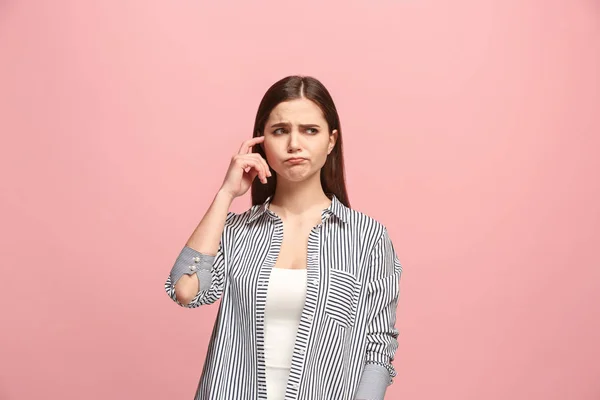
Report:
324,268,363,328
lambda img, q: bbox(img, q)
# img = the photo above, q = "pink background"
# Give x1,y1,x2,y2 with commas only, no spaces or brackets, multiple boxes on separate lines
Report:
1,1,599,399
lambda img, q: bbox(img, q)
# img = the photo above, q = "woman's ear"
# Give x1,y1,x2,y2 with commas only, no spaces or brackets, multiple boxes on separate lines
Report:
328,129,338,154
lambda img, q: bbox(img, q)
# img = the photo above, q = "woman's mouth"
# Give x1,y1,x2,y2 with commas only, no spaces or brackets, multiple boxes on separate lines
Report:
285,157,308,164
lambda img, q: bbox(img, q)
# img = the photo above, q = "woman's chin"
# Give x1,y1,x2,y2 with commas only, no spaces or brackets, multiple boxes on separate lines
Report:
278,169,319,183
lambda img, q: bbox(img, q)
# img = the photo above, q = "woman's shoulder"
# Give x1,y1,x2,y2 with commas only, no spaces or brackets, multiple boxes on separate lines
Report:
344,206,389,239
222,202,266,228
224,201,392,241
222,208,253,228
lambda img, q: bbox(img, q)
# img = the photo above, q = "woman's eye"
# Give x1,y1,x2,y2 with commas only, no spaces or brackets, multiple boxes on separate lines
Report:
272,127,318,134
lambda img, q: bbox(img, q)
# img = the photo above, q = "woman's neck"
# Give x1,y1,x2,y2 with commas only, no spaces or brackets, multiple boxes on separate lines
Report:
269,177,331,220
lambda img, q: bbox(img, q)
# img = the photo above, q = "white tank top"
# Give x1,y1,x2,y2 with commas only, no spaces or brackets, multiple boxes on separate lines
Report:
264,267,307,400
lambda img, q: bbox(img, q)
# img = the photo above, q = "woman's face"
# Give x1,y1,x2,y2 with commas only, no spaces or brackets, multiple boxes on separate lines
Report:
262,98,337,183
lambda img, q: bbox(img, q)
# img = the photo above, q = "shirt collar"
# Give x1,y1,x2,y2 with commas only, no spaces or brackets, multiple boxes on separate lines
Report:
246,194,349,225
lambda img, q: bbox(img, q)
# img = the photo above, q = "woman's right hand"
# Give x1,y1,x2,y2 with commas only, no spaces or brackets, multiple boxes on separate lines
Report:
219,136,272,199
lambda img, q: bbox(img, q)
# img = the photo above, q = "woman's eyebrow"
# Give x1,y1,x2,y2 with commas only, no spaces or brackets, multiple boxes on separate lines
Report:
270,122,321,128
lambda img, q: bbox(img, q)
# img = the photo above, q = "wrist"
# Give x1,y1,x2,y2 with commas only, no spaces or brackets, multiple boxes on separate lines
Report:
216,188,235,204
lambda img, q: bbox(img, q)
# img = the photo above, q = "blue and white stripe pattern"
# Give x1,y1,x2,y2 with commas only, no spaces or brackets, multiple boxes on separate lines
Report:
165,194,402,400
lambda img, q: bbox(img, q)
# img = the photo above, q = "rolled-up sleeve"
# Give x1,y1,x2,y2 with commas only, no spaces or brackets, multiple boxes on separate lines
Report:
355,228,402,399
164,214,232,308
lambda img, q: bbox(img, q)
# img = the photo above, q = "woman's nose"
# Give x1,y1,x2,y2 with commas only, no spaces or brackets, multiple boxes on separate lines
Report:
287,130,301,151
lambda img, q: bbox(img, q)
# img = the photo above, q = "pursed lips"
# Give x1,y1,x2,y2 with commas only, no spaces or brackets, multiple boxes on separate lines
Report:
285,157,307,163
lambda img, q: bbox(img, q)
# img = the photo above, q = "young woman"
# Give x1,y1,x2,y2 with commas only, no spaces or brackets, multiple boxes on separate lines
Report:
165,75,402,400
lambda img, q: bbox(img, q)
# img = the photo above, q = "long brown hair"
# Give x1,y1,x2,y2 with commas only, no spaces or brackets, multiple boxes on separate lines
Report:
250,75,350,208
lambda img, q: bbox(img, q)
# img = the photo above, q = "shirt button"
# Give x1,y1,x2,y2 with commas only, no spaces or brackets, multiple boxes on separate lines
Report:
306,314,313,322
193,256,200,263
188,265,197,271
299,348,306,355
290,383,299,389
310,278,319,286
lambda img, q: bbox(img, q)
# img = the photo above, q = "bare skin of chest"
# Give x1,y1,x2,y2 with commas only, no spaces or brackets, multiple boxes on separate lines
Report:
273,219,319,270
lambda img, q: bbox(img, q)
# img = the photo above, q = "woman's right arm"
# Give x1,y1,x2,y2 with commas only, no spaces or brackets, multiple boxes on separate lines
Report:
166,189,235,307
164,136,271,308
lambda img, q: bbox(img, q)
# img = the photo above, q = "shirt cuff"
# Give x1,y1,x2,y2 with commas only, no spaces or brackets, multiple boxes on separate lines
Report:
169,246,215,293
354,363,391,400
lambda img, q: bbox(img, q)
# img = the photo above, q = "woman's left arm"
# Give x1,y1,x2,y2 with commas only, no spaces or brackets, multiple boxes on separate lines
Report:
354,228,402,400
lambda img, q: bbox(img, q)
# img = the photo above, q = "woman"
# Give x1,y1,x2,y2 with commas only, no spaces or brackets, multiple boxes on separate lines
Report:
165,75,402,400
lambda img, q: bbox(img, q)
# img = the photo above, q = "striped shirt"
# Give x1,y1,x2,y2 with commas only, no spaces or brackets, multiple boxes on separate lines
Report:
165,194,402,400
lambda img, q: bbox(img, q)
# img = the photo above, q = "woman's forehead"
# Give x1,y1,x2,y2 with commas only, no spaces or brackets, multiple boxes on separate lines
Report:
268,99,325,123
